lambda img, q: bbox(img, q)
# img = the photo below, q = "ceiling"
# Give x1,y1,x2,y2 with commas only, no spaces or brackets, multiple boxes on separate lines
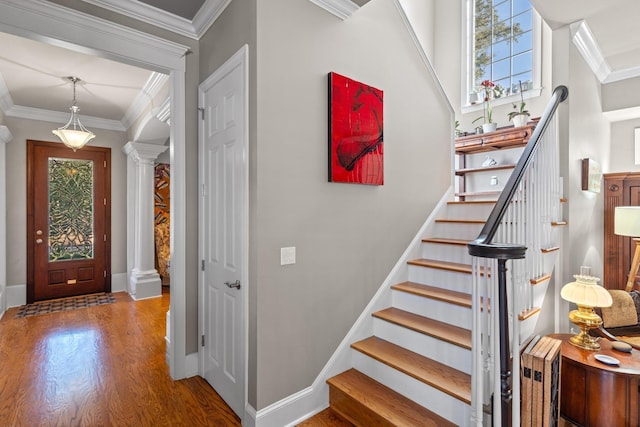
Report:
0,0,639,135
530,0,640,77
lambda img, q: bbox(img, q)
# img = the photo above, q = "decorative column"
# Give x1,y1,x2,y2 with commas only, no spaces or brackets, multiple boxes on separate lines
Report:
122,142,167,300
0,125,12,314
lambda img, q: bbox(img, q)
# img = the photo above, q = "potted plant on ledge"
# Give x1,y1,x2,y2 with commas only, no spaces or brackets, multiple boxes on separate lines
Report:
507,80,530,127
473,79,498,133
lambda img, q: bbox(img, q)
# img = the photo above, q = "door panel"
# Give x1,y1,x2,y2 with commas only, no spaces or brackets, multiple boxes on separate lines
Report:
27,140,111,302
200,48,246,418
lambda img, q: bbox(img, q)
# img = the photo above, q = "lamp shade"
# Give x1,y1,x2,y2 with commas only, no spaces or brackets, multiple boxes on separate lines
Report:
561,273,612,308
615,206,640,237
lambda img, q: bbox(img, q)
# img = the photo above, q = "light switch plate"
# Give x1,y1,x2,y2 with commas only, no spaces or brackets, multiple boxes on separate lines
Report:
281,247,296,265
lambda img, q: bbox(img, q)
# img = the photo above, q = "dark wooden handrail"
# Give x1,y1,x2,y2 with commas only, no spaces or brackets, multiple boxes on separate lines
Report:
465,85,568,427
468,85,569,257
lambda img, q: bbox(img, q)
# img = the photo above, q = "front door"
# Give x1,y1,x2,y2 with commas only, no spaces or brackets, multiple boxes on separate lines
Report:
199,46,247,418
27,140,111,303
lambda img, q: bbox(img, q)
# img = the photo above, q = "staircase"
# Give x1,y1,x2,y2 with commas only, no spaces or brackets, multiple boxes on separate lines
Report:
299,87,568,426
321,200,491,426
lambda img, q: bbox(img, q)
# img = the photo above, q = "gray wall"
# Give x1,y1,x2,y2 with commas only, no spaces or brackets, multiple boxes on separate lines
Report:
610,118,640,173
5,118,128,286
199,0,259,407
253,0,450,408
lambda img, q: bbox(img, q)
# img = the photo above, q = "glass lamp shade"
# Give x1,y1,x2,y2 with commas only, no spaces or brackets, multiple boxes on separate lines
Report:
52,106,95,151
52,128,95,150
561,270,612,350
560,274,612,308
615,206,640,237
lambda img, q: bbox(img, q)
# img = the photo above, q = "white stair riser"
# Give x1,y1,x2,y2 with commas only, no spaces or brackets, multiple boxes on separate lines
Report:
464,148,524,169
391,289,472,330
432,222,484,240
408,266,472,294
421,242,472,264
352,351,471,426
464,170,513,194
444,203,495,220
373,318,471,374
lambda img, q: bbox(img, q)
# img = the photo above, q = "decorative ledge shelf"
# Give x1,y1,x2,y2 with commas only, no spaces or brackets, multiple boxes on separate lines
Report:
454,119,539,154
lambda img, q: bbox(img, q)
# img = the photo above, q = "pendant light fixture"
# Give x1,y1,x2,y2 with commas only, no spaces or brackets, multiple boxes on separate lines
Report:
52,76,95,151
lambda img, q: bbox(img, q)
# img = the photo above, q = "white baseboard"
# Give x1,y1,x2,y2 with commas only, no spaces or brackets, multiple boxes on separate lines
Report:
244,404,257,427
185,352,199,377
7,284,26,307
111,272,127,293
253,188,453,427
6,274,128,308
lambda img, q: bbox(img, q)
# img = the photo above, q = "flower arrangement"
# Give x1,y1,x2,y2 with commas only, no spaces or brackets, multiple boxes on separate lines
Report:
479,79,496,124
472,80,497,126
507,80,529,121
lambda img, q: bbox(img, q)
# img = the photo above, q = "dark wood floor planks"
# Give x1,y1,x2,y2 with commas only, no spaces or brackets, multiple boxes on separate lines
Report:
0,291,240,426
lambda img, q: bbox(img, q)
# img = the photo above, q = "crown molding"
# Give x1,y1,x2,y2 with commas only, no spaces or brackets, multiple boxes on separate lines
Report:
122,72,170,129
307,0,360,20
193,0,233,38
0,0,189,72
6,105,126,131
571,20,640,84
0,74,13,112
80,0,231,40
155,98,171,124
0,125,13,144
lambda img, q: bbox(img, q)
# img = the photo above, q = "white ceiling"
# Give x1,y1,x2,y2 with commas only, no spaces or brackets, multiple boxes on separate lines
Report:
530,0,640,74
0,0,638,135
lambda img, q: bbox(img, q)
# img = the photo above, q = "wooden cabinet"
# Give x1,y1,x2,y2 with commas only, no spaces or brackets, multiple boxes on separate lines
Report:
553,334,640,426
603,173,640,290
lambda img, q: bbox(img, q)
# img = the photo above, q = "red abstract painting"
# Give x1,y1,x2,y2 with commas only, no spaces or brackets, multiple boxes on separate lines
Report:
329,72,383,185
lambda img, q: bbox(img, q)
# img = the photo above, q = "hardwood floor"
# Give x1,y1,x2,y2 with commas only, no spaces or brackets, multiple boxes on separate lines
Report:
0,291,240,426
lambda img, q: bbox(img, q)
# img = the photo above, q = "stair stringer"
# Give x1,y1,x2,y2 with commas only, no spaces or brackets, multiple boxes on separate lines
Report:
254,188,453,427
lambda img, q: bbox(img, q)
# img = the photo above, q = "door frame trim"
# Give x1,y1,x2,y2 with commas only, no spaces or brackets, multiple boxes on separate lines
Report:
26,140,112,303
198,44,249,421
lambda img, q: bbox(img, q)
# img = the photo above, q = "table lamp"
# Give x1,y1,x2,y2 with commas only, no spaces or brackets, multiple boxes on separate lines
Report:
615,206,640,291
560,266,612,350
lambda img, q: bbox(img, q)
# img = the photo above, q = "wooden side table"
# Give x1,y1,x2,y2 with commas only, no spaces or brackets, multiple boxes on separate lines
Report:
550,334,640,426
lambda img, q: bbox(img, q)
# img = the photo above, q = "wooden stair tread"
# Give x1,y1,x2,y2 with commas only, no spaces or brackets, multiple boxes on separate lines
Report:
296,408,354,426
408,258,471,274
518,307,541,321
327,368,456,427
351,337,472,405
373,307,471,349
541,246,560,253
422,237,471,246
447,200,496,205
391,281,472,308
455,191,500,197
455,163,516,175
530,274,552,285
435,218,485,224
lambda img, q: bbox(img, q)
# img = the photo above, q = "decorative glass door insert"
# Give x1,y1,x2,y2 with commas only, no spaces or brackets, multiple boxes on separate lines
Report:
28,140,110,303
48,158,94,261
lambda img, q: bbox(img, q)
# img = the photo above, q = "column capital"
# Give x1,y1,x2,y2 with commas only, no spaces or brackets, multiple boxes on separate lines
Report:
122,141,168,164
0,125,12,144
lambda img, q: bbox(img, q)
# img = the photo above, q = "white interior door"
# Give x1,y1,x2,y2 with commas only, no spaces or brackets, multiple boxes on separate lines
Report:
198,46,248,418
